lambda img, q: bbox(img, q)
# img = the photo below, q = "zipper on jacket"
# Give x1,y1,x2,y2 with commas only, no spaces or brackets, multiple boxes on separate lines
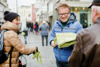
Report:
59,28,63,62
61,28,63,31
59,49,62,61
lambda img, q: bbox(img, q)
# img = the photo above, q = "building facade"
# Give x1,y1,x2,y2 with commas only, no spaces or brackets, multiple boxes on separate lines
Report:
18,6,32,22
18,5,36,30
47,0,92,28
0,0,8,27
35,0,48,23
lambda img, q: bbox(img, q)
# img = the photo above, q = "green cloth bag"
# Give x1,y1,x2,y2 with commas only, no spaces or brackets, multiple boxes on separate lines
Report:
32,49,42,64
23,32,25,36
54,33,77,48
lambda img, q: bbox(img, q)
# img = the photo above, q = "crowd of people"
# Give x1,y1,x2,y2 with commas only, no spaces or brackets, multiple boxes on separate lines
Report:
0,0,100,67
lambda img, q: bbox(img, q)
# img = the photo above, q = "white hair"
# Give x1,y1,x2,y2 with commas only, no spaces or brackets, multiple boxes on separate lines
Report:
92,6,100,14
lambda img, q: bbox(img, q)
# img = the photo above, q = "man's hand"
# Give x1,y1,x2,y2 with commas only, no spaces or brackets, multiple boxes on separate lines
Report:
51,41,57,48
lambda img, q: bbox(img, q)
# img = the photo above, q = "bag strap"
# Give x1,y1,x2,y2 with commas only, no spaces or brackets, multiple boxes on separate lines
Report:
2,29,13,67
9,46,14,67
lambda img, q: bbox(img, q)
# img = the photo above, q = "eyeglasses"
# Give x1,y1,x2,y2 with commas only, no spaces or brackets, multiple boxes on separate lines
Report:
58,13,69,17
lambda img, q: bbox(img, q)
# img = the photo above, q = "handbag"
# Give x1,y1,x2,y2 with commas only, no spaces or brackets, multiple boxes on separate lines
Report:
33,25,36,29
22,32,25,36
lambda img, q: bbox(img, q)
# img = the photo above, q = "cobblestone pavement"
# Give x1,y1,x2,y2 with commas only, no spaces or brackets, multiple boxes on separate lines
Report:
19,32,56,67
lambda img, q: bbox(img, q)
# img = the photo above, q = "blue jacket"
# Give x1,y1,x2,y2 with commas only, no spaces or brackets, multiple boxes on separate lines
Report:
39,23,49,36
49,12,83,62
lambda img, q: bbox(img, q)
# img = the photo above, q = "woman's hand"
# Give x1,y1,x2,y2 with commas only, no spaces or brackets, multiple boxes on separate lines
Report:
33,46,36,52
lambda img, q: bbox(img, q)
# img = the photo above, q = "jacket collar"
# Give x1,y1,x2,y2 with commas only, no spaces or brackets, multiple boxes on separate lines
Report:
57,19,73,27
1,21,19,33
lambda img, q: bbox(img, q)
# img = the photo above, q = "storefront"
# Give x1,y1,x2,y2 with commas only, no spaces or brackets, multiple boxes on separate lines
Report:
71,7,92,28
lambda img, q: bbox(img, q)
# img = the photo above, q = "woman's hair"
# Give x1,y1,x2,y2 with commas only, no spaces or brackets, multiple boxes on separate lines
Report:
57,3,71,13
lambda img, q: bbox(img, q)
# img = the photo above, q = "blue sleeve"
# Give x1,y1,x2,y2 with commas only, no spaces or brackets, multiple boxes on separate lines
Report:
49,25,55,45
39,25,42,30
75,23,83,33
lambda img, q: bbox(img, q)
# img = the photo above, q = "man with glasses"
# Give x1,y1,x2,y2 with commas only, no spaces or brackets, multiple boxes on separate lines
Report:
69,0,100,67
49,3,83,67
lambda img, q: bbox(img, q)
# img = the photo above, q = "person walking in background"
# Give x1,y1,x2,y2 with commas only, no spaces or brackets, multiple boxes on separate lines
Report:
33,23,36,33
69,0,100,67
22,27,28,44
0,11,37,67
30,22,33,32
32,23,35,33
39,21,49,46
49,3,83,67
34,22,39,35
46,21,51,31
27,21,31,33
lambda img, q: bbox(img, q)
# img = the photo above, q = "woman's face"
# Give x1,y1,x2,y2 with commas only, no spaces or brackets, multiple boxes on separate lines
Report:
12,16,20,26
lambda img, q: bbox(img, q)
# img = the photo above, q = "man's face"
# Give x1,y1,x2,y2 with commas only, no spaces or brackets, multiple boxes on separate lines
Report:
58,7,70,22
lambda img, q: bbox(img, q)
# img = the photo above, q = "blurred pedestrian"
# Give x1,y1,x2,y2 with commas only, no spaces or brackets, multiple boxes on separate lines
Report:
49,3,83,67
27,22,31,33
69,0,100,67
39,21,49,46
22,27,28,44
0,11,37,67
34,22,39,35
46,21,51,31
32,23,35,33
30,22,33,32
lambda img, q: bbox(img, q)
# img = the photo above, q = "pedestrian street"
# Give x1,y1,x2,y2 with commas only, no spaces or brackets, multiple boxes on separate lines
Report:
19,32,56,67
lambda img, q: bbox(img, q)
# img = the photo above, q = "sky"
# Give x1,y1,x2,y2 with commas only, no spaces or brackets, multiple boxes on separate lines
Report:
7,0,36,12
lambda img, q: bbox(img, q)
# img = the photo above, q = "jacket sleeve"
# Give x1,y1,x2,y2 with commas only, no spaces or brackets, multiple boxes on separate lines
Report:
75,22,83,33
68,33,83,67
39,25,41,31
7,31,35,55
49,25,55,45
